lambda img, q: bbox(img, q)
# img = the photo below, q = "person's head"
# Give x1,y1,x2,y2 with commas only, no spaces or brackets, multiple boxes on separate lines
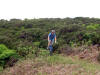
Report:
51,30,55,34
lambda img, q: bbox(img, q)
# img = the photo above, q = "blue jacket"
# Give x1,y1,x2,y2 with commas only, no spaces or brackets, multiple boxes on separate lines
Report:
48,33,56,40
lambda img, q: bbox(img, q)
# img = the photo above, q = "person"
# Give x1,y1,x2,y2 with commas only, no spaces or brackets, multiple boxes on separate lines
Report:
47,30,57,55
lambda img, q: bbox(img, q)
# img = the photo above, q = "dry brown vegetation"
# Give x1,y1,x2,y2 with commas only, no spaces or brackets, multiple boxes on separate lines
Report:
61,45,100,63
1,45,100,75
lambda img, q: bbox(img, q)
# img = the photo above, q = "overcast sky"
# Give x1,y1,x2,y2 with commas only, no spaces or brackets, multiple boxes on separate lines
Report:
0,0,100,20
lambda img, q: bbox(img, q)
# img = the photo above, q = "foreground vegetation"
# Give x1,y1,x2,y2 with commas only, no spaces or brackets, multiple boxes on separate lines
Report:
1,54,100,75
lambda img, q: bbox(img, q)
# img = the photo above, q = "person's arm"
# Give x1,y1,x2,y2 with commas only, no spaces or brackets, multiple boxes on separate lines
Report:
48,35,49,41
48,33,50,41
55,35,57,43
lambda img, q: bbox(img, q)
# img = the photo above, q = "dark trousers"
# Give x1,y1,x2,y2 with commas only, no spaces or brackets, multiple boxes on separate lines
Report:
49,45,53,56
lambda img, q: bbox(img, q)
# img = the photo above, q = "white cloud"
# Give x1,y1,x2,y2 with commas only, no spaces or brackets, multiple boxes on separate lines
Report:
0,0,100,20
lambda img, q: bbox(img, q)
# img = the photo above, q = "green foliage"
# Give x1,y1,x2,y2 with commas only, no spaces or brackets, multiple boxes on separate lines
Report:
86,24,100,30
38,50,49,57
17,46,33,56
0,66,3,72
0,18,100,49
45,55,74,64
33,42,40,47
0,50,16,60
0,44,19,67
0,44,17,60
39,40,48,49
69,41,75,47
0,44,8,54
0,17,100,58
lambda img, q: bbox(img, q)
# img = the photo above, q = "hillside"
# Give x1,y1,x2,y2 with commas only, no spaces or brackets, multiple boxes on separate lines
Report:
0,17,100,75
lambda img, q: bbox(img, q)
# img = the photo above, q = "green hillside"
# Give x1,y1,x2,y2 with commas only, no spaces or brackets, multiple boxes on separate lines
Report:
0,17,100,75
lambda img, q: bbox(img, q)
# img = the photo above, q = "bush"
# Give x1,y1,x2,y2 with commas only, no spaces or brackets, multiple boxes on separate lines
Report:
53,43,59,53
17,45,33,57
0,44,19,67
39,40,48,49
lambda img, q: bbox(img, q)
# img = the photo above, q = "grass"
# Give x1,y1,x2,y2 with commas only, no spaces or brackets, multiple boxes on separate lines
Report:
73,56,100,72
45,54,74,64
40,54,100,73
29,53,100,72
1,50,100,75
32,54,100,74
37,72,47,75
0,66,3,72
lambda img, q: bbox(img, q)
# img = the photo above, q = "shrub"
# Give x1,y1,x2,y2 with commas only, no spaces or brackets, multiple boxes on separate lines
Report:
0,44,19,67
17,45,33,57
39,40,48,49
